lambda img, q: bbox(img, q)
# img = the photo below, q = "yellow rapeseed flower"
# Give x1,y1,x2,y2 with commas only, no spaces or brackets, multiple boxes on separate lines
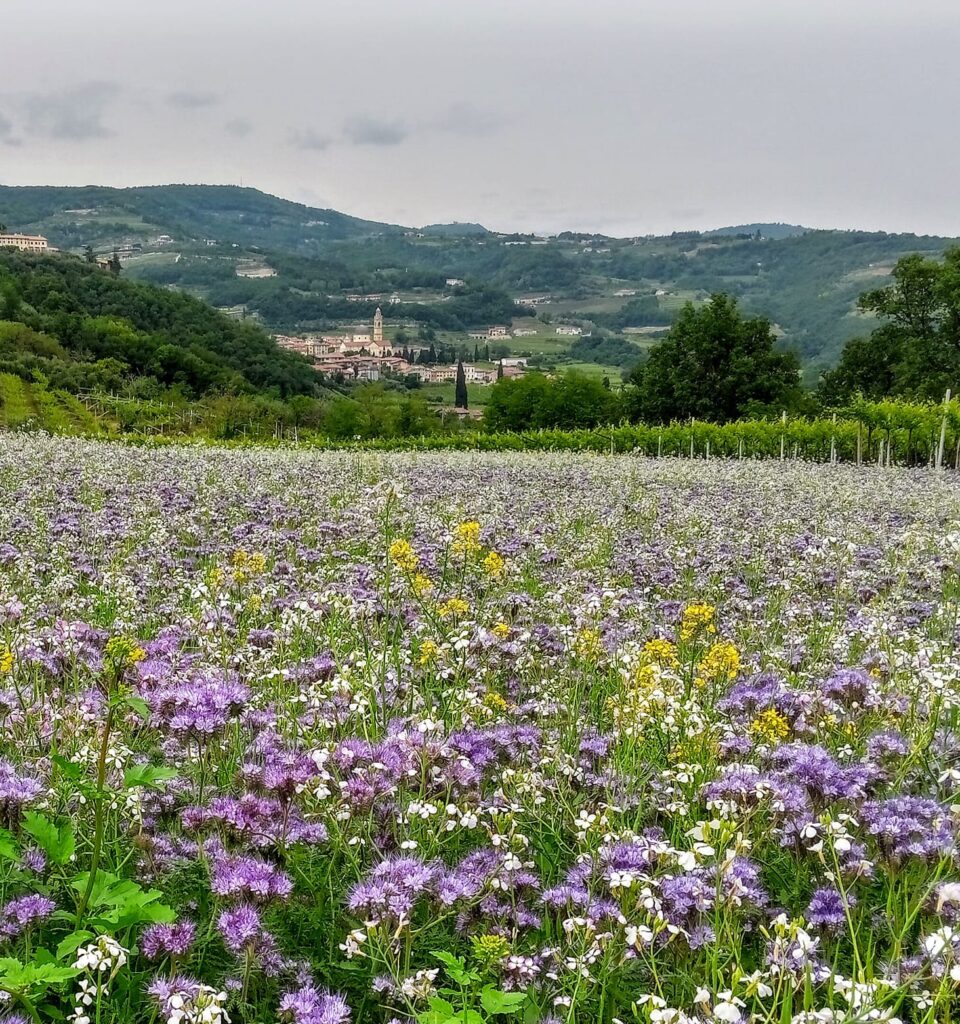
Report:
698,640,741,683
633,663,660,692
248,552,266,574
0,648,12,675
574,627,603,660
492,622,511,640
231,549,249,567
389,538,419,573
482,550,506,578
642,637,678,667
470,933,511,966
452,520,482,556
205,566,225,589
680,602,717,642
750,708,790,744
411,573,434,597
438,597,470,620
483,691,509,712
105,635,146,667
418,639,440,665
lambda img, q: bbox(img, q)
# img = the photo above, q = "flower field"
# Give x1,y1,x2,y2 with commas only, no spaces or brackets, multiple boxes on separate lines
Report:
1,436,960,1024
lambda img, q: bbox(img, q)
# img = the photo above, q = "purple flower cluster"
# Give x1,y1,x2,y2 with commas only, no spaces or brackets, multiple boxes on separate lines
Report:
140,920,197,961
279,983,351,1024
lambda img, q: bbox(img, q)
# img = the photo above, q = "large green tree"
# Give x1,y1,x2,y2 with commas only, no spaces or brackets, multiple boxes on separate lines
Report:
820,248,960,403
626,294,802,423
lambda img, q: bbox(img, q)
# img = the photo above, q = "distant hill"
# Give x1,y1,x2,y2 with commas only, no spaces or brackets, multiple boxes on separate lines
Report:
0,184,402,253
706,223,810,240
420,222,488,237
2,184,957,373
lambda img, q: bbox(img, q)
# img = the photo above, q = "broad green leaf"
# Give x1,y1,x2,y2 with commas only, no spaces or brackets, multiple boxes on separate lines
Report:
125,695,150,719
0,828,18,861
21,813,74,866
56,932,93,962
123,763,178,790
480,987,527,1015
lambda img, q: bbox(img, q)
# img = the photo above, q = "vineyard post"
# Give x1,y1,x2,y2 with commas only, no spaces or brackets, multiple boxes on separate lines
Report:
780,410,786,462
738,438,743,460
706,439,711,461
830,413,837,464
657,432,662,458
936,388,951,470
857,423,862,466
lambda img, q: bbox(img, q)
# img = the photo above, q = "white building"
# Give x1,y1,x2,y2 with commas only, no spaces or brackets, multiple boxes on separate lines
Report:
445,277,466,287
0,233,48,253
555,325,582,336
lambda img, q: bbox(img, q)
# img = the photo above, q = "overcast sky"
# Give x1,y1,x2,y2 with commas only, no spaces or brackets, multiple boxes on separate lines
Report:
2,0,959,236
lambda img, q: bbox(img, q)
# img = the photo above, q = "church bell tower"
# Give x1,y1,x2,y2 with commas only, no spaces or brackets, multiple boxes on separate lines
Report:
373,306,384,344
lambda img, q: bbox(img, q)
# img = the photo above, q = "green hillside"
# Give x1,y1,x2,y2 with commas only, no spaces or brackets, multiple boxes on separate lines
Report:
0,250,322,397
2,184,957,375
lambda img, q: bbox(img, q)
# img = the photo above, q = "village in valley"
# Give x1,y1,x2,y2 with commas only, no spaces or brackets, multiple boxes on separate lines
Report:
274,306,540,392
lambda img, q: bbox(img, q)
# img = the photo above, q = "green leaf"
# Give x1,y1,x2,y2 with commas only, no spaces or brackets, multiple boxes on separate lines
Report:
480,987,527,1015
124,695,150,719
21,813,74,866
56,932,93,962
123,764,178,790
52,755,83,782
417,996,457,1024
431,950,480,986
430,951,466,971
0,828,18,861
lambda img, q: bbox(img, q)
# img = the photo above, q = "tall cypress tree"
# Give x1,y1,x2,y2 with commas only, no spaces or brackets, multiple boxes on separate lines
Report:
455,360,468,409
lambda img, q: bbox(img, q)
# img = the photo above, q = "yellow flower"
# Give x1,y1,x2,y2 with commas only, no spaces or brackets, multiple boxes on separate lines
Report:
632,663,660,692
750,708,790,744
698,641,740,683
389,538,419,573
574,627,603,660
418,639,439,665
0,648,12,675
205,566,225,589
232,568,247,584
680,602,717,642
248,552,266,574
411,573,434,597
492,622,511,640
105,635,146,667
470,933,511,966
483,691,509,712
452,521,482,556
438,597,470,620
482,550,505,578
642,638,678,667
231,549,249,567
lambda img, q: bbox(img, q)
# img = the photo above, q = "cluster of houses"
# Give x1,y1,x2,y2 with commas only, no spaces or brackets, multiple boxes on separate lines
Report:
275,308,528,385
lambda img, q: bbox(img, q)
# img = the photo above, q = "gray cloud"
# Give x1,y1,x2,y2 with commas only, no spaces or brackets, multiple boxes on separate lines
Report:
431,102,505,138
21,80,120,140
166,90,219,110
289,128,333,151
342,115,408,147
224,117,253,138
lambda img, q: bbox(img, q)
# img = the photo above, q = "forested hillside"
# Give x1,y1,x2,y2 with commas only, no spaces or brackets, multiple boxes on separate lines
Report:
0,251,320,397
